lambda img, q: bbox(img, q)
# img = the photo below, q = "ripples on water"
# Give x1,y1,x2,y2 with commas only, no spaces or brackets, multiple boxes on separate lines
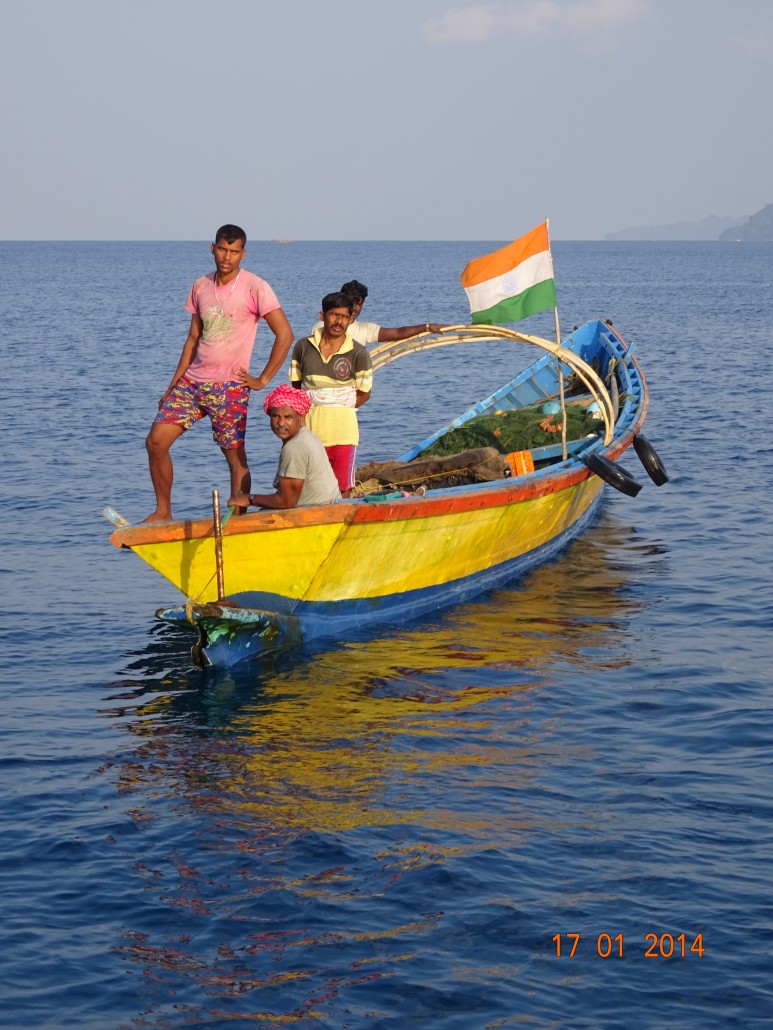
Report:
1,242,772,1028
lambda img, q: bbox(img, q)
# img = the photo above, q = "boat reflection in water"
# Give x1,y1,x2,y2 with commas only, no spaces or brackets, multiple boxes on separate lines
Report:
102,513,655,837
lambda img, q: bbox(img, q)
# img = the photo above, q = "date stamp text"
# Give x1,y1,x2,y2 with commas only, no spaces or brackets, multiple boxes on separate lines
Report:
552,933,705,958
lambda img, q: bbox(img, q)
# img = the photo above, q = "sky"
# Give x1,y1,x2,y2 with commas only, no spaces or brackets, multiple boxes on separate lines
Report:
3,0,772,240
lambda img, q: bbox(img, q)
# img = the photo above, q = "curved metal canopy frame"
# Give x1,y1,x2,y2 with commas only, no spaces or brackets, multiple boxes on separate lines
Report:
369,324,615,446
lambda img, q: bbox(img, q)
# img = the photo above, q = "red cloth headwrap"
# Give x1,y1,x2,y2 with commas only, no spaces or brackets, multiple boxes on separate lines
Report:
263,384,313,416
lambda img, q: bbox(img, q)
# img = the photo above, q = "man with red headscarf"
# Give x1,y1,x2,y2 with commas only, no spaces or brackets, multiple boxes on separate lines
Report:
229,385,341,510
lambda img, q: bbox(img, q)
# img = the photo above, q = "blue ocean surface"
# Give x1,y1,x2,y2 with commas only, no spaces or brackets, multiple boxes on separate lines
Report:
1,239,771,1029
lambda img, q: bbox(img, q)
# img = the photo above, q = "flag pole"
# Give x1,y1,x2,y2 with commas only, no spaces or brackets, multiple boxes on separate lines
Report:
546,218,567,460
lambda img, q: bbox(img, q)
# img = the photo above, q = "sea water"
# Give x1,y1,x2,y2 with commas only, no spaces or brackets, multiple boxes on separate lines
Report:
1,240,771,1028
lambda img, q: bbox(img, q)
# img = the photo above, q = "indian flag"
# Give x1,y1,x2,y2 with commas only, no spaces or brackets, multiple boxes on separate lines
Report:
461,222,556,325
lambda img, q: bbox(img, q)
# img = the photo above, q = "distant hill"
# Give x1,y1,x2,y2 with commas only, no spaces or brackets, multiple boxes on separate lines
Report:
718,203,773,241
605,214,744,241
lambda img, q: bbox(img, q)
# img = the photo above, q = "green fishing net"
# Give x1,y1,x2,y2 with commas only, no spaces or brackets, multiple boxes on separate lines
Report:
423,404,599,457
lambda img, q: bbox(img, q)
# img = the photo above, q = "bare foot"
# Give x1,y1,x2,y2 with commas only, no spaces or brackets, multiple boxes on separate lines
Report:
142,510,172,523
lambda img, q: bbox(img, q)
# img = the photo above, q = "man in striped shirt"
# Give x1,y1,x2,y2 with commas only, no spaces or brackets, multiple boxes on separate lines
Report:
291,292,372,495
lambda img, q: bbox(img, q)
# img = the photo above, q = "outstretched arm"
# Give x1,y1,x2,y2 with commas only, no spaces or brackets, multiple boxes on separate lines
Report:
237,307,294,390
376,322,446,343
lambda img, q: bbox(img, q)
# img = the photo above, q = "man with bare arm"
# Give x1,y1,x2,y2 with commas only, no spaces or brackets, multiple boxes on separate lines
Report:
144,224,293,522
311,279,446,344
229,384,341,511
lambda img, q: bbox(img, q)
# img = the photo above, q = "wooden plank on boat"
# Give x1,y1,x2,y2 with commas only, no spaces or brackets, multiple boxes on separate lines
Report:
357,447,506,490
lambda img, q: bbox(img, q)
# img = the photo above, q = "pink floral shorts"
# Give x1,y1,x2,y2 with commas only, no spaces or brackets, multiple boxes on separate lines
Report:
155,376,250,449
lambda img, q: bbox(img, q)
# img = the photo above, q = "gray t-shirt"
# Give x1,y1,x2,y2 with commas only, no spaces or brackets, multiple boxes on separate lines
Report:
274,426,342,506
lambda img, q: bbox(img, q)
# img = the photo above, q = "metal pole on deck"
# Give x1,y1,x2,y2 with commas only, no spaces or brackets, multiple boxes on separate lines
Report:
212,489,226,602
546,218,568,461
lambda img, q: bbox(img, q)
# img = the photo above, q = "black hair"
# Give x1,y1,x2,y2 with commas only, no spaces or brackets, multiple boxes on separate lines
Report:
214,224,247,246
321,291,354,314
340,280,368,302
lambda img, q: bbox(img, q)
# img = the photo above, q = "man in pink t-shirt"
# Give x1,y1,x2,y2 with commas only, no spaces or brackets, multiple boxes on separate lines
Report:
144,224,293,523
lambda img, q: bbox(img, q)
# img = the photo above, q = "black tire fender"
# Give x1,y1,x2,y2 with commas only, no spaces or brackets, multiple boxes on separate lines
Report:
633,433,669,485
583,452,643,497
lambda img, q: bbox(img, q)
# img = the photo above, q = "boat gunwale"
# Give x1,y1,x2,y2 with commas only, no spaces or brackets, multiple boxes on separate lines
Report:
110,432,638,551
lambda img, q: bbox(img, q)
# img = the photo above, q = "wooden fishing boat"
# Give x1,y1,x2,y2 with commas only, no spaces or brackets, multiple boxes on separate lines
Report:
106,320,667,668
